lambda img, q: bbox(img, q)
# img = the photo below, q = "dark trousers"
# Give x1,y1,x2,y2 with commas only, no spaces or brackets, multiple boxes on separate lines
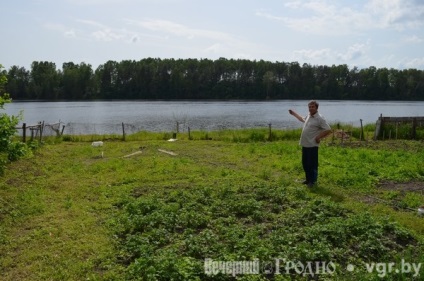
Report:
302,147,318,184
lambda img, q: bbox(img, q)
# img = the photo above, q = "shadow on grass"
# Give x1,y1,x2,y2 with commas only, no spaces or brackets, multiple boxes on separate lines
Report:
309,184,346,203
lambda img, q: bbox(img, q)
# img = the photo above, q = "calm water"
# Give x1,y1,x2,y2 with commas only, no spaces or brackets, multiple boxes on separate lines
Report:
4,100,424,135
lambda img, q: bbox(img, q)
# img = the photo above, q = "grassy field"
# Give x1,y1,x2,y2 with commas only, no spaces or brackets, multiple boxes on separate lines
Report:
0,128,423,280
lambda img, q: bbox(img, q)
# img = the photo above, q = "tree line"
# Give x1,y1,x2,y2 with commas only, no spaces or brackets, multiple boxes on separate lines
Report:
3,58,424,100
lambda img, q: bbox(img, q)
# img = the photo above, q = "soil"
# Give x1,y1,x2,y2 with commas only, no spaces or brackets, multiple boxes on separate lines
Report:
359,180,424,210
377,180,424,193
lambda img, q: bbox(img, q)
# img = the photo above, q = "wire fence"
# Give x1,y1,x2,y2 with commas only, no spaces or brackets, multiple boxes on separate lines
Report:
15,115,424,143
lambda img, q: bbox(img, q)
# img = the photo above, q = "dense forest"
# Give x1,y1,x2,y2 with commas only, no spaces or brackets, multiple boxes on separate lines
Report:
3,58,424,100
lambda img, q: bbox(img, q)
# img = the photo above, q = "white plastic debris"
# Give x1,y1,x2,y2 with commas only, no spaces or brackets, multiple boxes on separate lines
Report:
418,207,424,216
91,141,104,147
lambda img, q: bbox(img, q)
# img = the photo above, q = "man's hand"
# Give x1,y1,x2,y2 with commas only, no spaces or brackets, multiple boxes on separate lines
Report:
315,130,332,143
289,109,305,123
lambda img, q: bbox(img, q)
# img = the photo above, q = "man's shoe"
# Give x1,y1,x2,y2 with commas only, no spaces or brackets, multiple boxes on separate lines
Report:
302,180,309,185
307,182,316,188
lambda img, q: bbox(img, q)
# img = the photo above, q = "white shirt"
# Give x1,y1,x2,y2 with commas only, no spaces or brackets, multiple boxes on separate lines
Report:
300,112,331,147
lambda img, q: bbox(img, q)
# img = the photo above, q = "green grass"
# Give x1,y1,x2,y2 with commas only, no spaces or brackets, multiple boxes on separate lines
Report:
1,129,424,280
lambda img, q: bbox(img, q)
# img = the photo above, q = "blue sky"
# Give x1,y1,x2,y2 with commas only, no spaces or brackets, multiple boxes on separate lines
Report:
2,0,424,71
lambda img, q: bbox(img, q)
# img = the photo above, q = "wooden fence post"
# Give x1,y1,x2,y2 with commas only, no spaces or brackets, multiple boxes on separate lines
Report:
268,123,272,141
395,122,398,140
122,122,126,141
412,118,417,140
22,123,26,143
39,121,44,142
374,114,382,140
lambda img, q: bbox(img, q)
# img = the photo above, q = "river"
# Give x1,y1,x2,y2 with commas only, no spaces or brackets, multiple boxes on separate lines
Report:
4,100,424,135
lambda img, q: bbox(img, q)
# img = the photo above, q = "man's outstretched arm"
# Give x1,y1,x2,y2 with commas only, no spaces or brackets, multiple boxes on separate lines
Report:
289,109,305,123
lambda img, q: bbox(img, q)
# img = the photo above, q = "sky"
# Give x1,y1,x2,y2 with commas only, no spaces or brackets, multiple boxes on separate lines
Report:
1,0,424,71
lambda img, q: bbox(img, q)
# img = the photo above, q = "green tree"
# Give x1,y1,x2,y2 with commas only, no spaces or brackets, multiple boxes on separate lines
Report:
61,62,95,100
6,65,30,99
29,61,61,99
4,58,424,100
0,64,28,173
263,70,275,99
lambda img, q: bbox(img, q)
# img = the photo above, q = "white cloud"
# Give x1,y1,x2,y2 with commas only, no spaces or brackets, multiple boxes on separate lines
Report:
402,57,424,69
366,0,424,30
259,0,424,35
44,23,77,38
284,1,302,9
49,19,138,42
257,2,371,35
126,19,234,42
204,43,226,54
404,35,423,44
65,0,134,5
294,48,331,61
43,23,66,32
293,42,368,64
64,29,76,38
75,19,105,29
336,43,368,61
91,29,125,42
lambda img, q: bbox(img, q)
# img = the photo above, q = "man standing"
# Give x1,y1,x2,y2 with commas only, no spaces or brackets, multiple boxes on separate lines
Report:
289,100,332,187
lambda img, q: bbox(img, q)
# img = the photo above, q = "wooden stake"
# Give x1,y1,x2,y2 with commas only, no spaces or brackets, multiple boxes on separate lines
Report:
122,122,126,141
22,123,26,143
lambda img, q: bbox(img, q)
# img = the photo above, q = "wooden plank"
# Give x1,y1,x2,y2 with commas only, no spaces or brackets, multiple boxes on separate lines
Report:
374,119,381,140
158,149,177,156
122,151,143,158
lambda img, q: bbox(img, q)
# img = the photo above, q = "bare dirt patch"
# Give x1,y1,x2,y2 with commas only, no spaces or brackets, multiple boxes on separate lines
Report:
377,180,424,193
358,180,424,211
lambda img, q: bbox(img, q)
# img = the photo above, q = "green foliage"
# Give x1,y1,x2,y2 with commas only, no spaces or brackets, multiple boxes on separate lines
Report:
114,181,419,280
5,59,424,100
1,135,423,280
379,122,424,140
0,65,29,172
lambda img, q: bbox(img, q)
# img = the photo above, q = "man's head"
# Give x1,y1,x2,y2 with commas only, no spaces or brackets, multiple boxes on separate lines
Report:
308,100,319,115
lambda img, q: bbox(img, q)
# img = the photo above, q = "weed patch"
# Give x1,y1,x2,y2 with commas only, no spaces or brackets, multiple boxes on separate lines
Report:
0,132,423,280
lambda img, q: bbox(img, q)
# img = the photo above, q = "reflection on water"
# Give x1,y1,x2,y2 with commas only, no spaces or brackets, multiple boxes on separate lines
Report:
5,100,424,135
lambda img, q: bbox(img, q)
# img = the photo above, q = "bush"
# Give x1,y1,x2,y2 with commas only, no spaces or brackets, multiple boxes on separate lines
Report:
0,65,29,172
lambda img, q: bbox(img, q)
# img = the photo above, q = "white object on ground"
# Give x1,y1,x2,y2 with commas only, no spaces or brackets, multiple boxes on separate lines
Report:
158,149,177,156
122,151,143,158
91,141,104,147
